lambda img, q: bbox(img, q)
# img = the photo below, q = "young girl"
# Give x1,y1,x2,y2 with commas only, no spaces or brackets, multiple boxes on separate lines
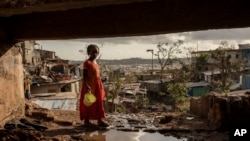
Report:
79,44,109,127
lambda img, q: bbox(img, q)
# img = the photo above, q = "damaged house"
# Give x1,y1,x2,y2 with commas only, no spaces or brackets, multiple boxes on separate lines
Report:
21,41,81,94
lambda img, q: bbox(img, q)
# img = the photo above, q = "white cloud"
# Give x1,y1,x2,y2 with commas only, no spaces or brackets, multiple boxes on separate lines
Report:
36,27,250,60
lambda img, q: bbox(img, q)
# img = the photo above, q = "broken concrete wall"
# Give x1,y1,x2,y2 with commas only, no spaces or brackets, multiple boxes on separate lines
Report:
190,94,211,119
190,92,250,129
0,43,24,127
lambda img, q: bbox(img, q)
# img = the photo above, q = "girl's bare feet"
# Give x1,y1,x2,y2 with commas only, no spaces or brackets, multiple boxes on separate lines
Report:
98,120,109,127
84,120,94,126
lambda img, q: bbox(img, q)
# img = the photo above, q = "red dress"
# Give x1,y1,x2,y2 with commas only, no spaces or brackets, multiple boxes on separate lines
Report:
80,60,105,120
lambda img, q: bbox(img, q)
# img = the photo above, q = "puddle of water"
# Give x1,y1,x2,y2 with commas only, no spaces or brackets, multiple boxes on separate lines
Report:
32,98,187,141
81,129,187,141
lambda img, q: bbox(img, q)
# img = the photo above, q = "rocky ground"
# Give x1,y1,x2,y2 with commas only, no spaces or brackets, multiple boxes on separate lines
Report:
0,100,230,141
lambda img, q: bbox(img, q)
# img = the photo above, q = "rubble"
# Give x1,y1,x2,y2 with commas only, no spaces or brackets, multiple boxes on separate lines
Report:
0,99,231,141
190,91,250,130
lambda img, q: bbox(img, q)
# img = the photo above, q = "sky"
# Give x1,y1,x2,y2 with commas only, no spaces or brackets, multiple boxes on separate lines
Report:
36,27,250,61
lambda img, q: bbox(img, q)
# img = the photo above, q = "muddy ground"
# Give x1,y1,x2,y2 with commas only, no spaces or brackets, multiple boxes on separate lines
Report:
0,100,230,141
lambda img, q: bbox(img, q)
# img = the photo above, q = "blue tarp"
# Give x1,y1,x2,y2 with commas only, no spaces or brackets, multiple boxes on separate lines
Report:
32,99,78,111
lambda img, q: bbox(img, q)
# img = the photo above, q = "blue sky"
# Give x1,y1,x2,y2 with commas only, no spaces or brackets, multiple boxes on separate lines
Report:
36,27,250,60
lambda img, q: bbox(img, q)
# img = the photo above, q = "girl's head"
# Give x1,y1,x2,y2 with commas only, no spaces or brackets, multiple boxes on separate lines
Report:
87,44,99,60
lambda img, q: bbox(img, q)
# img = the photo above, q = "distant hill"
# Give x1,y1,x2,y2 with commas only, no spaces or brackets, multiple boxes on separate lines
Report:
100,58,153,65
70,58,153,65
70,57,190,65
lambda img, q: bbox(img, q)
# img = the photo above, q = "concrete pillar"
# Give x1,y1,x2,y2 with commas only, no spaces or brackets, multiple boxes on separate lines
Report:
0,42,25,127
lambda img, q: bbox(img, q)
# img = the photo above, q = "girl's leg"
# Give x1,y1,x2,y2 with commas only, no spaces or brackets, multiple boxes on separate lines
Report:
84,119,90,124
84,119,95,126
98,119,109,127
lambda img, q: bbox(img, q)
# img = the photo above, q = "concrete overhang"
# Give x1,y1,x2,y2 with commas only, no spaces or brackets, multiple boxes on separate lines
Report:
0,0,250,41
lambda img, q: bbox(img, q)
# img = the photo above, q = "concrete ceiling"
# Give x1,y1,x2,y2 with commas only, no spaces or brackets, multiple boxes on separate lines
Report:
0,0,250,41
0,0,152,17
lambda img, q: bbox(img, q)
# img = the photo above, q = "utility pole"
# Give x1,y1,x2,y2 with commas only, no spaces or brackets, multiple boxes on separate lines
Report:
146,49,154,74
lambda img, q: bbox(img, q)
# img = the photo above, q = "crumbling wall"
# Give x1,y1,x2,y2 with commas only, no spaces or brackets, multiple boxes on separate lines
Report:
0,43,24,127
190,92,250,129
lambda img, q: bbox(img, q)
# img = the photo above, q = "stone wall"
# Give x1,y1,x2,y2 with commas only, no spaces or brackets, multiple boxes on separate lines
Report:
0,43,24,127
190,91,250,129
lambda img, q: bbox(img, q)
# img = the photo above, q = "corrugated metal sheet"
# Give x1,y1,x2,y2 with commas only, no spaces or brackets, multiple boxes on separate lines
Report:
187,81,210,96
32,99,77,111
188,86,210,97
202,70,221,76
186,81,210,87
229,83,241,90
192,87,210,96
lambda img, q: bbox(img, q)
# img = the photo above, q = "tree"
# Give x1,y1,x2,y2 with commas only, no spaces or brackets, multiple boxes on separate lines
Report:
193,53,210,81
172,68,188,83
178,46,197,82
211,50,233,92
210,41,244,92
183,46,197,66
167,82,189,110
217,40,235,50
105,73,124,112
155,40,183,80
100,64,124,112
124,74,137,83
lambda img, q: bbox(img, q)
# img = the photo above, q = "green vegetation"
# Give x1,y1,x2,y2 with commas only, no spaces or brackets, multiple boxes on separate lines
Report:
167,82,189,110
210,41,246,92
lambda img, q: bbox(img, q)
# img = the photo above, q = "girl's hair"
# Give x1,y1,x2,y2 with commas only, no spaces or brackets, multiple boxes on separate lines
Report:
87,44,99,55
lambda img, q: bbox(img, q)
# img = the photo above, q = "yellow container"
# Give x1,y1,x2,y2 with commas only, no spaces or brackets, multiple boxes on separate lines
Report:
83,92,96,107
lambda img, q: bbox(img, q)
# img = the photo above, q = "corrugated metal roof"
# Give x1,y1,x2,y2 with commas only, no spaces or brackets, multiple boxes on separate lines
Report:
121,89,135,95
229,82,241,90
121,98,135,103
186,81,210,88
202,70,221,75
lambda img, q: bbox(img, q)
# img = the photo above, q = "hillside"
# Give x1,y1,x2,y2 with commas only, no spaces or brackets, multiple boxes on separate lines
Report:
70,58,190,65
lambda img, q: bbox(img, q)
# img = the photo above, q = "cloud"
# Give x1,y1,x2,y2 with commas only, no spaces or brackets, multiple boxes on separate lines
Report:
36,27,250,60
74,27,250,46
74,33,185,45
187,27,250,40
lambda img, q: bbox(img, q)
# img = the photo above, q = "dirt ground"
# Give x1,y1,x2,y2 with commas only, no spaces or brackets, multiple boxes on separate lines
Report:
0,100,230,141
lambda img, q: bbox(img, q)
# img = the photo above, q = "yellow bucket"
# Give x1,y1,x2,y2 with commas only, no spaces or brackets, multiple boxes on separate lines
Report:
83,92,96,107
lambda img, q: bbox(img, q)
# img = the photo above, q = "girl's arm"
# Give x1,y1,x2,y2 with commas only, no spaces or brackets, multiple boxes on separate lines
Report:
83,69,91,92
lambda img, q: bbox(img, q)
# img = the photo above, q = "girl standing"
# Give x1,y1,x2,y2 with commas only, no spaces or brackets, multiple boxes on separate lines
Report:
80,44,109,127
